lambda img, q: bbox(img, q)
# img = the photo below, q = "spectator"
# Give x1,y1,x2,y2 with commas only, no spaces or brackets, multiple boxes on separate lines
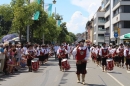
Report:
0,43,5,73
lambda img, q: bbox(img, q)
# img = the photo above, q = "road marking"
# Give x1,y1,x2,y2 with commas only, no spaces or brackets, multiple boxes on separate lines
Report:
54,75,59,82
127,71,130,73
99,66,124,86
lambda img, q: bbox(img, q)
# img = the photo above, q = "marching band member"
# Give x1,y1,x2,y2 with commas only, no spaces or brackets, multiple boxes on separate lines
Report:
117,43,124,67
63,42,70,59
72,39,89,85
96,45,101,66
25,44,35,72
99,43,109,72
57,44,67,71
37,45,43,65
91,45,97,63
124,45,130,70
44,45,49,63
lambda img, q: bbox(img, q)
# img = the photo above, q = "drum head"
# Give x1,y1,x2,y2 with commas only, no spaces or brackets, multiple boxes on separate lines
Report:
31,60,37,62
106,59,113,61
62,59,67,62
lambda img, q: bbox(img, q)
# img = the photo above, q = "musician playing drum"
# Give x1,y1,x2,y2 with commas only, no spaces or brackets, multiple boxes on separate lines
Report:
72,39,89,85
99,43,109,72
124,44,130,70
57,44,67,71
25,44,34,72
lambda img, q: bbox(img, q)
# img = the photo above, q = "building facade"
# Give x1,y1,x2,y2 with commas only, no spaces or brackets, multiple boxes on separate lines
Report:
102,0,130,44
93,7,106,45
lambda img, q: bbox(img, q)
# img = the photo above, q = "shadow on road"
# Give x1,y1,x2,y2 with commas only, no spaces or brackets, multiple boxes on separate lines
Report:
108,71,122,74
86,84,106,86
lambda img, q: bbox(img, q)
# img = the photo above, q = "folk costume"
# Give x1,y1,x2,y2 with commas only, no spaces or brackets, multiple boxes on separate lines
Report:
99,43,109,72
96,46,101,66
25,45,35,72
37,46,45,65
124,45,130,70
57,46,67,71
72,40,89,85
63,43,70,59
117,44,124,67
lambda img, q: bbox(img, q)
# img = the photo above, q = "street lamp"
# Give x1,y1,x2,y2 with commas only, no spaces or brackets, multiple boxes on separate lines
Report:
53,0,56,4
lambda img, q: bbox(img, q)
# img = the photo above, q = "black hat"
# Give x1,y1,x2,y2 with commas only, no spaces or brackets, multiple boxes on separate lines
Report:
78,39,85,43
102,42,106,45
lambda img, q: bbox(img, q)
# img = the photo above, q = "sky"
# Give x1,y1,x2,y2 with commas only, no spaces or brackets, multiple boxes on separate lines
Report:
0,0,101,34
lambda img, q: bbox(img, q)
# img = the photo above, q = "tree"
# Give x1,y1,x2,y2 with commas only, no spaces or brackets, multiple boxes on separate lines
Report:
11,0,40,41
58,22,69,44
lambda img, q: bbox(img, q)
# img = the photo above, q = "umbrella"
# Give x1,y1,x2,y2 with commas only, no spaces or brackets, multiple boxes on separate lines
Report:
124,33,130,38
2,34,18,42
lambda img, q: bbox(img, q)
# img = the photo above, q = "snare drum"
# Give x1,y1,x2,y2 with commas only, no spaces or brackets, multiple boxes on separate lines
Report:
61,59,70,70
106,59,114,70
31,59,39,71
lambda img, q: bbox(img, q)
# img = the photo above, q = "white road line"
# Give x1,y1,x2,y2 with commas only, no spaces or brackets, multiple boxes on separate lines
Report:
54,75,59,82
99,66,124,86
127,71,130,73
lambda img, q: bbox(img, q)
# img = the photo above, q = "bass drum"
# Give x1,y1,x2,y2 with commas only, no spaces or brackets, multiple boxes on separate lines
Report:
61,59,70,70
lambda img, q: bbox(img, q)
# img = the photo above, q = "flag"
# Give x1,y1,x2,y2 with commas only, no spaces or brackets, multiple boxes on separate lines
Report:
30,0,40,20
44,4,52,17
57,20,61,26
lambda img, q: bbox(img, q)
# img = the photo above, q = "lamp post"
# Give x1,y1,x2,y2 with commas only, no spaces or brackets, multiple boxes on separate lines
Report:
42,0,56,44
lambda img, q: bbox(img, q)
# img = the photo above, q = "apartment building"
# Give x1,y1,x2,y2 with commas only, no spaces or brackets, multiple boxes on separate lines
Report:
102,0,130,44
93,7,106,45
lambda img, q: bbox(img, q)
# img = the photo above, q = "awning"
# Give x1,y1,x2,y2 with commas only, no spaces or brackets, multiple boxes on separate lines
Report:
124,33,130,38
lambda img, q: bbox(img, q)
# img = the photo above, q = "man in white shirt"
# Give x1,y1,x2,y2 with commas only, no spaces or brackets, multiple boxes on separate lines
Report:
72,39,90,85
54,44,59,60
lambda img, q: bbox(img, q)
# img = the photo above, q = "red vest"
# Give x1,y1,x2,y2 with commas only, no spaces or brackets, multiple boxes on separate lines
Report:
64,46,67,50
119,48,124,57
76,48,87,60
58,49,66,58
112,50,117,57
126,50,130,58
102,49,108,56
27,50,34,59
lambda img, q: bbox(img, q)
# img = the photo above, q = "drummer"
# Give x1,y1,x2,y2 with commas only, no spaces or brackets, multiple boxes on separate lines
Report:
72,39,90,85
124,44,130,70
99,43,109,72
25,44,35,72
57,44,68,72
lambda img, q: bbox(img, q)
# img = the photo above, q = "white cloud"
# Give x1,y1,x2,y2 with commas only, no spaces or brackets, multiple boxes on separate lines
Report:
67,0,101,34
71,0,101,20
66,11,88,34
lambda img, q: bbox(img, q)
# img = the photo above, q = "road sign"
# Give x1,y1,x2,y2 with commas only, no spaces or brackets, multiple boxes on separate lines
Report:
114,32,118,38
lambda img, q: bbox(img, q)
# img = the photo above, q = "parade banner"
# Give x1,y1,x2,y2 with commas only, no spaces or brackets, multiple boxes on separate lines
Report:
57,20,61,26
30,0,40,20
44,4,52,17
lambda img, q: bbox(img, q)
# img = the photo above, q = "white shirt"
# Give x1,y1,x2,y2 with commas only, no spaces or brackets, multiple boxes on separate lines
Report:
72,46,90,60
99,47,108,56
109,48,116,54
57,47,67,55
54,46,59,52
124,48,130,57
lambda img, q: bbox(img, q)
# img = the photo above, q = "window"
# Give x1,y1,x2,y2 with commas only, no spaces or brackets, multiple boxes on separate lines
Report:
113,7,119,17
98,17,105,23
98,34,104,39
106,5,110,12
98,26,105,31
124,21,130,28
124,5,130,13
105,16,110,22
113,0,120,6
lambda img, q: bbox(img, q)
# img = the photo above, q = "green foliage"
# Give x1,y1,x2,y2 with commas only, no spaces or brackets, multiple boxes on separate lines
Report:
0,0,76,44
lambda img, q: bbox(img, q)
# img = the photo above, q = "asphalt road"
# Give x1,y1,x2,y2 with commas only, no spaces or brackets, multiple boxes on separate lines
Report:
0,56,130,86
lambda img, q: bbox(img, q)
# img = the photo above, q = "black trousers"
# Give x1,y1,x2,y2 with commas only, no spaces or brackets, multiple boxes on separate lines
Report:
54,52,57,59
118,56,124,64
102,58,107,66
58,58,62,66
76,62,87,74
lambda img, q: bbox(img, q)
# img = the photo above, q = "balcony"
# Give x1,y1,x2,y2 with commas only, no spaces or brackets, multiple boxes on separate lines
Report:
112,13,130,24
105,21,110,28
105,10,110,18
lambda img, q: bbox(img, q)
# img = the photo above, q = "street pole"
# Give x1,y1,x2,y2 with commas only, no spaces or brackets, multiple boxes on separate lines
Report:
43,0,45,44
27,25,30,42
